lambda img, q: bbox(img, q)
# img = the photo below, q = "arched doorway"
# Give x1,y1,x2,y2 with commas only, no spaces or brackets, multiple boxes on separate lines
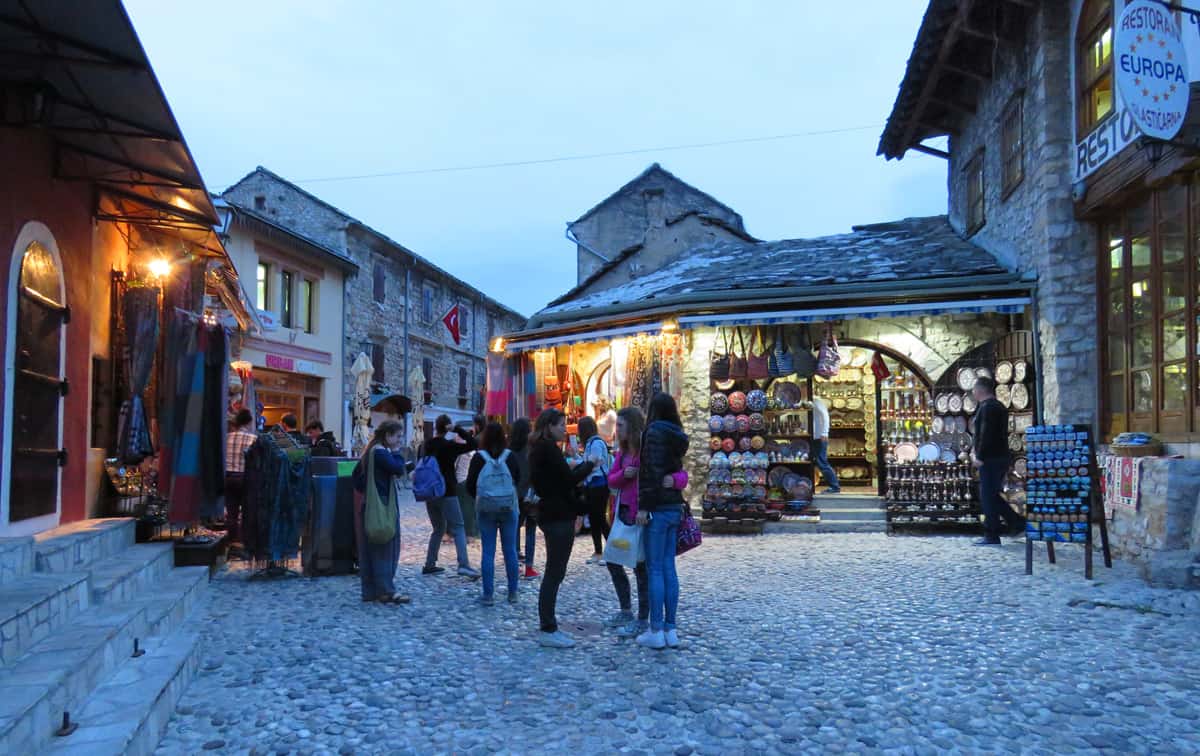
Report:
3,222,68,535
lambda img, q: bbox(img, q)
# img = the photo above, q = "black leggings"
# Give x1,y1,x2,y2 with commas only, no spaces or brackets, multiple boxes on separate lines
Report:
584,486,610,554
538,519,575,633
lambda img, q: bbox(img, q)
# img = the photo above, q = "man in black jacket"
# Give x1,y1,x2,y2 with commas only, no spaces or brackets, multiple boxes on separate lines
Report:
971,377,1025,545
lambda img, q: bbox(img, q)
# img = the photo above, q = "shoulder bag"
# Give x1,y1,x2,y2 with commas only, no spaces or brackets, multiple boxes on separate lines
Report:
747,327,770,380
709,328,731,381
729,328,748,379
793,325,818,379
768,326,794,377
815,324,842,378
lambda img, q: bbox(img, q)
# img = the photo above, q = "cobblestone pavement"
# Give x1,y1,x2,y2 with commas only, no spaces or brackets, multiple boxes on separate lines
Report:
159,492,1200,755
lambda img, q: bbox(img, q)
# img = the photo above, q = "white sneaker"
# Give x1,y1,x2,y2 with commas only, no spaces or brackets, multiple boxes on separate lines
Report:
538,630,575,649
636,630,666,650
664,629,680,648
457,566,481,579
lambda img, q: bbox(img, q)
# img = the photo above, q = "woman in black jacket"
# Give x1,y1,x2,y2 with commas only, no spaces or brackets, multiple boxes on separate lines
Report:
637,393,689,650
528,408,594,648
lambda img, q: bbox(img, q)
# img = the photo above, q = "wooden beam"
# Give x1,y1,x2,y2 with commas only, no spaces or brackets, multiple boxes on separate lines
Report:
942,62,991,83
930,95,977,115
897,1,975,159
912,143,951,159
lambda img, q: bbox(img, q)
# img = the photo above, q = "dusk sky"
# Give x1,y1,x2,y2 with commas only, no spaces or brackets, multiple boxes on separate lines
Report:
125,0,948,316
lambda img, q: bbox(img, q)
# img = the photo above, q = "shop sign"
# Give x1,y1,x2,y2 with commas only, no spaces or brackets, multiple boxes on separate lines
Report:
1114,0,1188,140
265,354,294,371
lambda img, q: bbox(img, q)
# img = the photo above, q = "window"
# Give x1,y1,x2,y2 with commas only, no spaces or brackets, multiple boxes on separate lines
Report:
460,305,470,338
1001,93,1024,196
1076,0,1113,135
421,287,434,323
965,151,985,235
373,263,386,304
1100,179,1200,437
298,278,315,334
280,270,294,329
458,366,468,398
256,262,269,310
371,343,385,384
487,315,495,341
422,358,433,392
254,195,266,211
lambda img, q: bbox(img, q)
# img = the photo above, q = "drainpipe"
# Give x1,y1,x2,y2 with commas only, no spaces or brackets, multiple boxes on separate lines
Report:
566,224,610,265
403,266,411,399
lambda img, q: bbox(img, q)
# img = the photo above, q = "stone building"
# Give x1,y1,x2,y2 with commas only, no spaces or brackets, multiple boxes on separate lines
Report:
880,0,1200,583
221,168,525,436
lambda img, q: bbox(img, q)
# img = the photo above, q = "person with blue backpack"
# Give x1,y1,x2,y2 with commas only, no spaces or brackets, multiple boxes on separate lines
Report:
466,422,523,606
416,415,480,578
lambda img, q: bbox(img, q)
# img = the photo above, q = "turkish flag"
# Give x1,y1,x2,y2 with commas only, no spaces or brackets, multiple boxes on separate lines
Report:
442,304,461,345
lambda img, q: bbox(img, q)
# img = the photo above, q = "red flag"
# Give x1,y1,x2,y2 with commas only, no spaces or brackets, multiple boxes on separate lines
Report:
442,303,461,345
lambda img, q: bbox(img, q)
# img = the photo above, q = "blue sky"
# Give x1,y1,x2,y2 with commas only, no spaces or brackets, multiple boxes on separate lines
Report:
125,0,947,316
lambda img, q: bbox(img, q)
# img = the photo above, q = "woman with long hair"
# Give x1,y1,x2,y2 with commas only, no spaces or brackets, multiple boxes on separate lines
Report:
422,414,480,578
577,415,612,564
466,422,523,605
604,406,687,637
352,420,410,604
508,418,539,578
636,392,689,649
528,408,595,648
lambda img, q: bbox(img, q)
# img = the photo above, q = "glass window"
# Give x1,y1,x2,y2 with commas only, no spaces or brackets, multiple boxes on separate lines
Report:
371,343,384,384
373,264,386,304
965,151,985,234
1132,369,1154,414
299,279,314,334
460,305,470,338
422,288,434,323
458,366,468,397
256,262,269,310
422,357,433,390
280,270,294,329
1001,94,1024,196
1077,0,1114,135
1163,364,1187,412
1163,314,1186,362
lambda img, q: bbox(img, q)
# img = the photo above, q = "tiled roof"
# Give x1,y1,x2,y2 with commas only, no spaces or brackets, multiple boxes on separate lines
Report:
536,215,1011,320
569,163,746,231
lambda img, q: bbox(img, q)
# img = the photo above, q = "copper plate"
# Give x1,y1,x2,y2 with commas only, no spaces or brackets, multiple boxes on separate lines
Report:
1011,382,1030,410
996,384,1012,407
995,361,1013,384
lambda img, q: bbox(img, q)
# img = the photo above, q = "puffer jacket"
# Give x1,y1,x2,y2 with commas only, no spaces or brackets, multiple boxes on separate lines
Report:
638,420,689,513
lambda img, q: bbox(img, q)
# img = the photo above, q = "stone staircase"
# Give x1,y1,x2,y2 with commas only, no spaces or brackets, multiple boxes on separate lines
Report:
763,494,887,534
0,519,208,755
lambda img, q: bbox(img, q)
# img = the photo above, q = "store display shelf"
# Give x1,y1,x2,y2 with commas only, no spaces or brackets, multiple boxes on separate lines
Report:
768,460,813,467
830,426,867,432
765,434,811,440
828,454,870,461
701,510,783,521
886,507,979,517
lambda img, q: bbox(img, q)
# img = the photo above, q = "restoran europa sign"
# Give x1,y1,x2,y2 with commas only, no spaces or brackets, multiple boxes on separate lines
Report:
1115,0,1189,140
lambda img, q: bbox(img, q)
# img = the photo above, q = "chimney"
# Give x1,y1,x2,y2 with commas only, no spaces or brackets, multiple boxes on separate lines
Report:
643,188,666,231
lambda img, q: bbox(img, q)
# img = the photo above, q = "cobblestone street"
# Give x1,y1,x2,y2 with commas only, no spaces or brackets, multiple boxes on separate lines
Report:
159,493,1200,755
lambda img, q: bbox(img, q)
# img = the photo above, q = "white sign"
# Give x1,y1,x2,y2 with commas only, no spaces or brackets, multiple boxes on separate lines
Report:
256,309,280,332
1115,0,1188,140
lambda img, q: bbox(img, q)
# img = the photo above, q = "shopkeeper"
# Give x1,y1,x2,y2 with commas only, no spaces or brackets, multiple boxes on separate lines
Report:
811,397,841,494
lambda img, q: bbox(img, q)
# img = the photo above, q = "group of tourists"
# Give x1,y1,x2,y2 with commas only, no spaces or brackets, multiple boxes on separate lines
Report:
350,392,692,651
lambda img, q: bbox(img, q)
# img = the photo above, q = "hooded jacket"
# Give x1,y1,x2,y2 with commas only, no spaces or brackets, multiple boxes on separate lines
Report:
638,420,690,512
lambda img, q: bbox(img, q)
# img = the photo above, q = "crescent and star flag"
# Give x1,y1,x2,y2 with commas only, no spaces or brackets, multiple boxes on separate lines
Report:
442,304,461,345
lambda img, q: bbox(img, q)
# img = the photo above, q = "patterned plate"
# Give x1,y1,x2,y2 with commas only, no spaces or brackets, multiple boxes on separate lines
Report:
1011,383,1030,410
1013,360,1027,383
728,391,748,413
996,384,1012,407
770,381,804,407
957,367,977,392
962,393,977,413
710,393,730,414
935,393,951,414
948,394,963,413
746,389,768,412
995,361,1013,384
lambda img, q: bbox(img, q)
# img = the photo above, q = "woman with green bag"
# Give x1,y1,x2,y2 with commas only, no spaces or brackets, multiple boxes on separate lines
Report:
353,420,410,604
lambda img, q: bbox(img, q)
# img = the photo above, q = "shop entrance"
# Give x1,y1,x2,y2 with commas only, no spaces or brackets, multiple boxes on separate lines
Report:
255,367,322,429
4,229,68,535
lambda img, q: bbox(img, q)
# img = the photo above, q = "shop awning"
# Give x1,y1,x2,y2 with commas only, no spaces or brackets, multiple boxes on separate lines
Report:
677,296,1031,328
504,322,664,353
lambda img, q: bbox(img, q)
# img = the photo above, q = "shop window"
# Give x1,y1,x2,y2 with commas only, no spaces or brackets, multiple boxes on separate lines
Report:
371,343,385,384
298,278,315,334
373,263,386,304
1001,93,1024,197
280,270,294,329
964,151,985,235
422,287,434,324
256,262,269,310
1076,0,1113,136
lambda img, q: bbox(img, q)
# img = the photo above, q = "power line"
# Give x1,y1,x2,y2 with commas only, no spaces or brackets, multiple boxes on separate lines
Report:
285,124,884,185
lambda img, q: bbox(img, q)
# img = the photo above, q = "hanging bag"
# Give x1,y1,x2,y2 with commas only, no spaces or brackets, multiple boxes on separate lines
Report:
815,324,842,378
793,325,818,379
676,503,702,556
364,450,399,545
747,327,770,380
603,495,645,568
729,328,748,379
768,326,794,377
709,328,731,381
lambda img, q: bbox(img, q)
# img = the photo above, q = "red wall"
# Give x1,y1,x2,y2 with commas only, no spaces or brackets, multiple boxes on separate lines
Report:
0,126,100,527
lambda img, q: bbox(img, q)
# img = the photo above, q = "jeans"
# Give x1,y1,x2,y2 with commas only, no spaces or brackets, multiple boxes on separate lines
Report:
478,508,519,597
538,519,575,633
979,457,1023,540
812,438,840,491
608,561,649,619
458,489,479,538
520,502,537,565
425,496,470,569
645,508,681,632
584,485,610,554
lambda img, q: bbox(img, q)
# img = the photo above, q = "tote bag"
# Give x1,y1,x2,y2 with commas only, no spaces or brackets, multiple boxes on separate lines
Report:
364,451,398,545
676,504,702,556
603,514,645,568
729,328,748,379
709,329,731,381
815,324,842,379
793,326,818,379
747,327,770,380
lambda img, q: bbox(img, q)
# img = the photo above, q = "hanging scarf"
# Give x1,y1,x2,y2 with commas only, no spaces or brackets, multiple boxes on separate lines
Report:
117,286,160,464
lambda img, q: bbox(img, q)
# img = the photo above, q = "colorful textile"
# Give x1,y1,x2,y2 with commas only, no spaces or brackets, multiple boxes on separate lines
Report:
168,324,205,523
485,351,510,416
117,286,160,464
1102,455,1142,519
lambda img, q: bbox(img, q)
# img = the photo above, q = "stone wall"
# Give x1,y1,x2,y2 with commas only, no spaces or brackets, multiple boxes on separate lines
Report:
945,0,1097,426
1105,457,1200,587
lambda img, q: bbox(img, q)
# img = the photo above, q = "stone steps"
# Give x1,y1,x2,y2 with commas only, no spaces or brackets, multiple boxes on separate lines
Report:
815,507,886,522
0,572,91,666
764,519,887,534
0,537,35,586
89,544,176,606
34,520,136,575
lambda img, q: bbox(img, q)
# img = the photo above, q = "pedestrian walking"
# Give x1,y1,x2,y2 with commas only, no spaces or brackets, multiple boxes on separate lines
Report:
352,420,410,604
508,418,540,579
529,408,595,648
579,416,613,564
224,408,257,558
422,415,481,578
811,397,841,494
466,422,522,606
637,393,689,650
971,377,1025,545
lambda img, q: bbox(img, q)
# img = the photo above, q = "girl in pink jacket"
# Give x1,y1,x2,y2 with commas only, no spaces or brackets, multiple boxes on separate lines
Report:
604,407,687,637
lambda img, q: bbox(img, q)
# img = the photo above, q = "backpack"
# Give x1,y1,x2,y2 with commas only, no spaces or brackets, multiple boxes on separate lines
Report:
475,450,517,513
412,455,446,502
584,435,612,488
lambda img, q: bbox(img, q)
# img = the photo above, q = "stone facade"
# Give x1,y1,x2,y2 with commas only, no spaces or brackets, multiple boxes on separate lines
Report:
1105,458,1200,587
221,168,524,426
943,0,1096,427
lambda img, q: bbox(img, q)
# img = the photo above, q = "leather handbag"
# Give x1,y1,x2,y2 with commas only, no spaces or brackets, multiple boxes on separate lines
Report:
729,328,748,379
793,326,818,378
815,324,842,378
676,503,702,556
768,326,794,377
747,327,770,380
709,329,731,381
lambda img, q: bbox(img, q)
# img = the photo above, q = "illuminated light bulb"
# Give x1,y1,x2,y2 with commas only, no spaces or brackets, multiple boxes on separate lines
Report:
148,259,171,279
